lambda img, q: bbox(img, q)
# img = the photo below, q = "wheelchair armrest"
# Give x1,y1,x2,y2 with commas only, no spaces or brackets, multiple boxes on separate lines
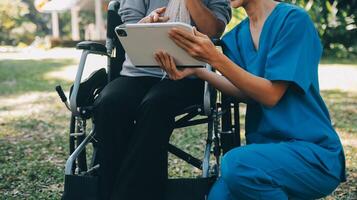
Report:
69,68,107,108
76,41,107,55
70,45,108,116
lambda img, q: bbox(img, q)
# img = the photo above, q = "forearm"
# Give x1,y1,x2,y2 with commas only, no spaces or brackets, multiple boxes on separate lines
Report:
186,0,225,37
196,69,251,103
211,54,288,107
119,0,147,23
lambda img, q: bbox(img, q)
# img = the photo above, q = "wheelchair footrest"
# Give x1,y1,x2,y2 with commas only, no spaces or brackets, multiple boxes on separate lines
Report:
62,175,98,200
165,177,216,200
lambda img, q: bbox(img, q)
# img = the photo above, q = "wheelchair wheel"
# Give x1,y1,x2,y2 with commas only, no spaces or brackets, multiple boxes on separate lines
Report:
69,115,88,174
69,115,76,174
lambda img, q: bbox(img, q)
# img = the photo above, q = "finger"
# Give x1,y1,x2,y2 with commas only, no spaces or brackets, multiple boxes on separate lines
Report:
153,13,159,22
169,56,176,70
193,27,206,37
154,53,165,68
170,32,195,49
169,56,180,75
163,53,173,73
157,52,169,69
157,52,170,71
170,28,196,43
159,16,170,22
167,54,177,74
149,15,154,23
169,57,181,80
160,51,169,66
170,34,198,56
163,53,176,78
155,7,166,14
169,53,183,80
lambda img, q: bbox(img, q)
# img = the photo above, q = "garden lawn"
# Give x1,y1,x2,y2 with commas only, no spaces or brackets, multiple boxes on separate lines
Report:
0,58,356,199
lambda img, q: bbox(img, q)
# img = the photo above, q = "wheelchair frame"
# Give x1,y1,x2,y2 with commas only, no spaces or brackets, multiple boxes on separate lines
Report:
56,1,242,199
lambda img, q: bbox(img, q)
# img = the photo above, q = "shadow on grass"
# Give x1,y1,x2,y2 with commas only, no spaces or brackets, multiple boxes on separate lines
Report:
0,59,74,96
320,90,357,199
321,90,357,135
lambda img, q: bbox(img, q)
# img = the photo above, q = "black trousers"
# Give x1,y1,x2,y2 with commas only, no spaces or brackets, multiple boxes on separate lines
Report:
93,76,204,200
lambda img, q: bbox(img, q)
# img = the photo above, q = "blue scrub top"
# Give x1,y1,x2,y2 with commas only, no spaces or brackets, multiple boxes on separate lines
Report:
222,3,346,181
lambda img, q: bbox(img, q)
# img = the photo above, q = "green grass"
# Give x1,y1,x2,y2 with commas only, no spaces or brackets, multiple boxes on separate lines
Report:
0,58,356,199
320,56,357,65
0,59,73,95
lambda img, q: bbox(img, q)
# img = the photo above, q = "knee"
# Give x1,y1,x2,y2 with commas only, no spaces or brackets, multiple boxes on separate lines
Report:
221,148,265,190
221,148,246,187
138,93,171,115
208,178,232,200
94,88,129,115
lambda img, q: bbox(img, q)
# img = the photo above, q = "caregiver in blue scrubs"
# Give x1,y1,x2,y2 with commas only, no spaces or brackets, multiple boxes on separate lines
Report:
155,0,346,199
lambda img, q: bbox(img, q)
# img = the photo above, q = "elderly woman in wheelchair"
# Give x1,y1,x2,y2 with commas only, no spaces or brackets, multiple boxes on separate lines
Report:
91,0,231,200
156,0,346,199
59,0,233,199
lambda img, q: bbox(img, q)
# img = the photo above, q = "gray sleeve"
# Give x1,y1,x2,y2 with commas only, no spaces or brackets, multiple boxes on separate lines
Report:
207,0,232,25
118,0,149,24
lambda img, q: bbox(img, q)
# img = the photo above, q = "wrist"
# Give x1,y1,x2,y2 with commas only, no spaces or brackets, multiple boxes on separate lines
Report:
194,67,207,79
209,51,225,69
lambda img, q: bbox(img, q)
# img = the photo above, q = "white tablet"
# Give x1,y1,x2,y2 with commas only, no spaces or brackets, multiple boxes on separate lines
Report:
115,22,205,67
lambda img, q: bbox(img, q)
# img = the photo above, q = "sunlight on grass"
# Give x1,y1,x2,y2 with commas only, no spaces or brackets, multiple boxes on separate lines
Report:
320,57,357,65
0,59,74,95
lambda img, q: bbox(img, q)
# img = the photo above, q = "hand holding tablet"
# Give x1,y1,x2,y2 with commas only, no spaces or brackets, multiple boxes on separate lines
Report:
115,22,206,68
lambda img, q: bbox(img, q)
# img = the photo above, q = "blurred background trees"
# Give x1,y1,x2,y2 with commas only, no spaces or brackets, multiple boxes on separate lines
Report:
288,0,356,58
0,0,34,45
227,0,357,58
0,0,356,58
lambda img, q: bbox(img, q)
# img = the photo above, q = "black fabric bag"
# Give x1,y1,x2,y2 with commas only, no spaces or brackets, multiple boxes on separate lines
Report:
62,175,98,200
165,177,216,200
62,175,216,200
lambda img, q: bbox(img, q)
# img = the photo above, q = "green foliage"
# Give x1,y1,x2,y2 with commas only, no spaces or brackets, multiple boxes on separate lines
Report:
0,0,96,45
0,0,51,45
0,0,30,45
226,8,247,31
22,0,51,38
286,0,357,58
225,0,357,58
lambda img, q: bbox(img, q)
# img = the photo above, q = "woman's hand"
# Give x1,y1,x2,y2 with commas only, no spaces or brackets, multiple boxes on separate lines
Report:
154,51,204,80
169,27,223,65
139,7,169,23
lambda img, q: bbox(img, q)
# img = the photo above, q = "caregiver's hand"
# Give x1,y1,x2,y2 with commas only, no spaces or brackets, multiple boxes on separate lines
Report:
154,51,204,80
169,27,222,65
139,7,169,23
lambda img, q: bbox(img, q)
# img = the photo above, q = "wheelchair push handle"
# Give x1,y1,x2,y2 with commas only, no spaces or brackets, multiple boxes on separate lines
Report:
56,85,67,103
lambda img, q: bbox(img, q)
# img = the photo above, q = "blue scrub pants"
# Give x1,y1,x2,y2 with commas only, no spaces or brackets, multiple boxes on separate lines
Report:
208,142,340,200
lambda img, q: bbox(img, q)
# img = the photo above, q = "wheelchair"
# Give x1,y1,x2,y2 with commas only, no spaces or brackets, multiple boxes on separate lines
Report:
56,1,241,199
